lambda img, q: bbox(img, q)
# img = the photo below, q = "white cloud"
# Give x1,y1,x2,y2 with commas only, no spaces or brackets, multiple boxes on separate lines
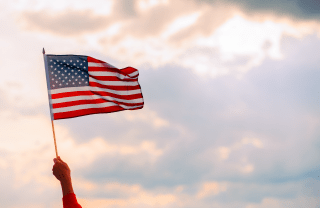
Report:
197,181,228,199
13,0,114,15
119,107,170,128
162,12,202,38
137,0,169,12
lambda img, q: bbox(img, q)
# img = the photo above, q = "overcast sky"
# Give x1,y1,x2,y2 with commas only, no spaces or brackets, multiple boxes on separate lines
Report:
0,0,320,207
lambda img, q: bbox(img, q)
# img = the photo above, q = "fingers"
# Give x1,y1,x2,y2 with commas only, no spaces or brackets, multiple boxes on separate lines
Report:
53,156,65,164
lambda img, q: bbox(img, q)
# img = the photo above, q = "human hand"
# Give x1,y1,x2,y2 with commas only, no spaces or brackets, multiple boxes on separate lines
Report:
52,156,71,183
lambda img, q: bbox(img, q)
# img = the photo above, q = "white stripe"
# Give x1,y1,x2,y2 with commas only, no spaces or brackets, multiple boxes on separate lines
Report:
51,94,144,104
52,103,143,113
128,71,138,77
88,62,115,68
89,77,138,86
89,71,136,80
50,86,142,96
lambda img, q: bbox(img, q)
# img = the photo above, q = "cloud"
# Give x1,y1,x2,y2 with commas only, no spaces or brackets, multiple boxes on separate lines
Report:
198,0,320,21
197,181,228,199
245,196,320,208
15,0,315,78
18,10,114,36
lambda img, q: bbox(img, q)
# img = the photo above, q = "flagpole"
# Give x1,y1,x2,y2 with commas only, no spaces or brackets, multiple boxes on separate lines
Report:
43,48,59,158
51,120,59,158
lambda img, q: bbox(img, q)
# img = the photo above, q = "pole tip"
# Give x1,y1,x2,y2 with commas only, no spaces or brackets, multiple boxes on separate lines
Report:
42,48,45,54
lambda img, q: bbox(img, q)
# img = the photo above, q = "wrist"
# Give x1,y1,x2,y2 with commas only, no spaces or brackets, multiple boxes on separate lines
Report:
60,178,74,196
60,177,72,185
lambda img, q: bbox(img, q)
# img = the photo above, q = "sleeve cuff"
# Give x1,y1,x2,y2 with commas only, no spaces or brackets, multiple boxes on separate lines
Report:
63,193,79,207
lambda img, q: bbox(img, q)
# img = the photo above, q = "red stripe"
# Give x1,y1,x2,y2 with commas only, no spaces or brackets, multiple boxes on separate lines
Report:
89,67,121,72
90,75,137,82
89,82,142,91
87,56,110,64
52,98,143,109
88,65,138,77
54,106,123,119
120,67,138,76
51,90,142,100
53,105,143,120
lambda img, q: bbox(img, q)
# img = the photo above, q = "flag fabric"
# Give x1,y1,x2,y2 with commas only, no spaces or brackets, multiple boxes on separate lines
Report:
44,55,144,120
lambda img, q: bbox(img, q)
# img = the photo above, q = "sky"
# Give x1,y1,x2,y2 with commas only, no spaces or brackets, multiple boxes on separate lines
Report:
0,0,320,207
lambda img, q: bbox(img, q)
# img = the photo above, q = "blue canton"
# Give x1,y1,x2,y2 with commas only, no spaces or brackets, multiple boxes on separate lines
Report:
46,55,89,90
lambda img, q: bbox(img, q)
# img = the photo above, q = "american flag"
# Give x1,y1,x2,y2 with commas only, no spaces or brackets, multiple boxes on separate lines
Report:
44,55,144,120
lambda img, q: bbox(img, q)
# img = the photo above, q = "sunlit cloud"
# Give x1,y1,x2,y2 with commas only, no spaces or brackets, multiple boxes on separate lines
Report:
197,181,228,199
137,0,169,12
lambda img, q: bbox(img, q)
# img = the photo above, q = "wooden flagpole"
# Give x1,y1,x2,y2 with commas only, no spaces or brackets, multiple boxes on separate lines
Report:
51,120,59,158
43,48,59,158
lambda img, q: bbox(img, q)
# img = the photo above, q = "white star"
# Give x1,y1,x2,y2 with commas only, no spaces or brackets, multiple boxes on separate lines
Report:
79,82,81,84
50,60,52,62
83,60,85,62
77,60,79,62
55,75,57,77
72,82,75,85
62,74,64,76
58,65,60,67
68,73,71,75
51,72,53,74
72,76,74,78
75,73,77,75
59,84,62,86
50,65,53,68
70,60,72,62
54,68,57,70
66,83,68,85
63,60,66,62
82,72,84,74
52,78,54,80
84,67,86,69
75,79,78,81
80,63,82,65
71,70,74,72
54,62,56,64
62,80,64,82
73,63,76,66
78,76,81,78
65,77,67,79
53,85,55,87
82,79,84,81
65,70,67,72
58,71,60,73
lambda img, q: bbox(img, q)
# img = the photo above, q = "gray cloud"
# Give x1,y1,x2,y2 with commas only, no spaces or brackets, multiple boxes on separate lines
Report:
198,0,320,20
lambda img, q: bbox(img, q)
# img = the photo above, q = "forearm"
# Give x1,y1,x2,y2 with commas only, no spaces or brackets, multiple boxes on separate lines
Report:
60,179,74,196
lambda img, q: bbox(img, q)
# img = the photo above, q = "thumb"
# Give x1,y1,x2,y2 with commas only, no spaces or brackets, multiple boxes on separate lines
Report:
53,158,58,163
